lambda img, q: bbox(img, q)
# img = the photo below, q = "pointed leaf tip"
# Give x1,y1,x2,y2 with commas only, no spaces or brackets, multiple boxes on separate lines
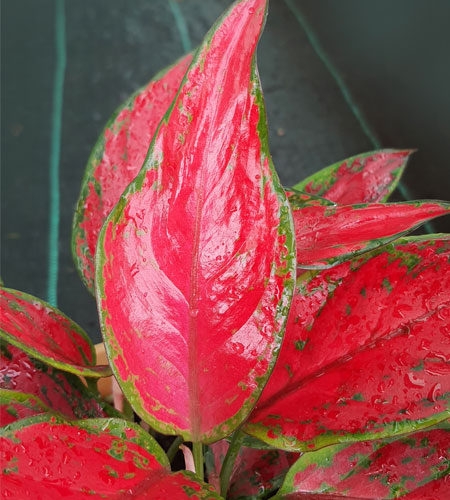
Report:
96,0,295,443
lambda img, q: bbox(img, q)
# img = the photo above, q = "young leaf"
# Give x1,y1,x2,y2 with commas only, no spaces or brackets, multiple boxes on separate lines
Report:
0,343,119,420
291,149,413,204
0,389,51,425
0,415,170,499
96,0,296,443
72,53,193,294
275,425,450,499
292,200,450,268
244,236,450,451
0,288,111,378
207,440,300,499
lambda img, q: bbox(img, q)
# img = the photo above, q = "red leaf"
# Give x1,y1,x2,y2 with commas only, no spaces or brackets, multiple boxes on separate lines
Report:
0,343,117,420
245,237,450,450
72,53,193,293
207,440,299,499
276,425,450,499
114,470,222,499
292,201,450,268
96,0,296,442
0,416,170,499
291,149,413,204
0,389,50,425
0,288,111,377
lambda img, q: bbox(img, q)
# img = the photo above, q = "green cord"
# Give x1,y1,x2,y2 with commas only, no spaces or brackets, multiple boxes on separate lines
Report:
47,0,66,306
283,0,435,233
168,0,192,53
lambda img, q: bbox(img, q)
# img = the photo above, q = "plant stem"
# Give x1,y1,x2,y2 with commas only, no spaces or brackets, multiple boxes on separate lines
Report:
167,436,184,462
192,441,204,481
86,377,99,395
220,429,245,497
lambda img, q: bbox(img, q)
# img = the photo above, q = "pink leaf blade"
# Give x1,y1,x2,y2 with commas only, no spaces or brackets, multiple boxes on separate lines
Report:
291,149,413,204
292,200,450,269
0,288,111,378
0,415,170,499
0,343,119,420
72,53,193,294
275,425,450,499
96,0,296,443
0,388,51,425
245,236,450,451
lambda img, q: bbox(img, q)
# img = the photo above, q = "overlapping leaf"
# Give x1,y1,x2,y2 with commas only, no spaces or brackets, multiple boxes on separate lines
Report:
244,236,450,451
291,200,450,268
72,53,193,293
0,415,171,499
96,0,296,443
275,424,450,499
0,343,118,420
291,149,412,204
0,389,50,425
0,287,111,377
207,440,300,499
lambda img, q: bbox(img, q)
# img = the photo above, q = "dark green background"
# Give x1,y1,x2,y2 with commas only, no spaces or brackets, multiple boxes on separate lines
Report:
2,0,449,343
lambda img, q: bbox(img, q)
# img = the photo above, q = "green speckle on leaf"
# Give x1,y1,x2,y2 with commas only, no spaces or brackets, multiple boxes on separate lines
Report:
352,393,364,401
294,339,309,351
345,304,351,315
382,277,393,293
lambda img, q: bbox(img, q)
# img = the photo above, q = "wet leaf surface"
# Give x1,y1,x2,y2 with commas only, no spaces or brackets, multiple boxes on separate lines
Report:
245,236,450,450
72,53,193,294
276,424,450,499
96,0,296,443
292,200,450,268
0,287,111,377
292,149,412,204
0,343,118,420
0,415,169,499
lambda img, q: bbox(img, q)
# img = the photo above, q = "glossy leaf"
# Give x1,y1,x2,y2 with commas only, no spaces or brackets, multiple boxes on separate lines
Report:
207,440,300,499
275,425,450,499
0,343,119,420
291,149,413,204
245,236,450,451
0,415,170,499
291,200,450,269
113,470,223,499
96,0,296,443
72,53,193,294
0,388,51,425
0,287,111,378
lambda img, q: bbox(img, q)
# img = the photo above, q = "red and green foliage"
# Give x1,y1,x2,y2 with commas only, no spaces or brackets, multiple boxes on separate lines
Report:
1,1,449,498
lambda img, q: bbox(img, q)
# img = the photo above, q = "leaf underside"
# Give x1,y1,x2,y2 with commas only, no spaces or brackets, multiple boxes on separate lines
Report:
96,0,296,443
245,236,450,451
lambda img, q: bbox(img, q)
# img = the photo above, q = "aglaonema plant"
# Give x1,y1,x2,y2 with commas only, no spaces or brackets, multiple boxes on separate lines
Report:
1,0,449,498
